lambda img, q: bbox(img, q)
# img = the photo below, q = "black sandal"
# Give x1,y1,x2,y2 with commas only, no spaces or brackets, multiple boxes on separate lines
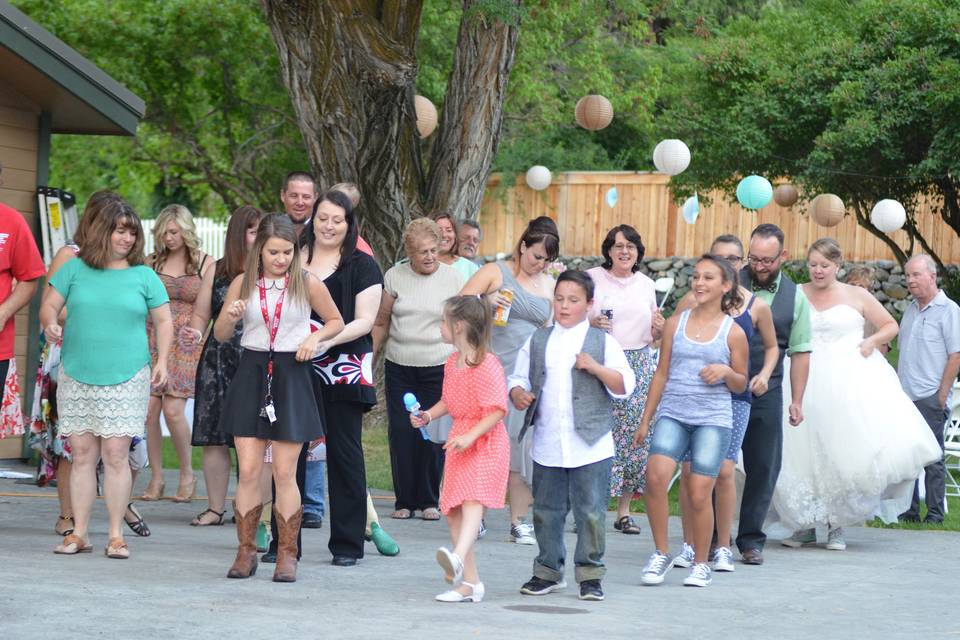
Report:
614,515,642,535
55,515,74,537
191,508,225,527
124,502,151,537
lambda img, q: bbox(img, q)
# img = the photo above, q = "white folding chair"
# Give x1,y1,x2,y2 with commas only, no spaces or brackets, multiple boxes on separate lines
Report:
943,383,960,499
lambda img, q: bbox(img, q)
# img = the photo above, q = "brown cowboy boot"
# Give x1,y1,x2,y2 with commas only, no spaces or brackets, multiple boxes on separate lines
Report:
227,503,263,579
273,506,303,583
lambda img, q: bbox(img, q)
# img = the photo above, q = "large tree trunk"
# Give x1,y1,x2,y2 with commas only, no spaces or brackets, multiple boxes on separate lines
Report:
425,1,521,219
261,0,521,264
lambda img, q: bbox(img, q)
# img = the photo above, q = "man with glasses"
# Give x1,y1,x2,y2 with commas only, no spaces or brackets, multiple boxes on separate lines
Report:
736,224,812,565
897,254,960,524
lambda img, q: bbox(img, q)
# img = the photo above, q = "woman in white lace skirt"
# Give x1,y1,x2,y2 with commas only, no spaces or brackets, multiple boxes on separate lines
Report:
39,198,172,560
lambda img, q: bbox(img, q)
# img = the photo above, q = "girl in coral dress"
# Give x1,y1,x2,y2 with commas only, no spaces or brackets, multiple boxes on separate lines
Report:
411,295,509,603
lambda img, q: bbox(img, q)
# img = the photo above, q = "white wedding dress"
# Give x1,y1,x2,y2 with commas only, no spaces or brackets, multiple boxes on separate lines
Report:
771,304,941,530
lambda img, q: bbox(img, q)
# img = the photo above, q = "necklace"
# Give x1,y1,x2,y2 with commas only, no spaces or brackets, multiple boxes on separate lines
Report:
690,311,724,339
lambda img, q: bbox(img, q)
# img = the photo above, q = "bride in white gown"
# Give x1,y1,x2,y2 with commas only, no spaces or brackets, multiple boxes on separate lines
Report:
771,238,941,550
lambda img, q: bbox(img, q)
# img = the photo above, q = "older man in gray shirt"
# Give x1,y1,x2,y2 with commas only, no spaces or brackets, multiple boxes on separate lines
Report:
897,255,960,524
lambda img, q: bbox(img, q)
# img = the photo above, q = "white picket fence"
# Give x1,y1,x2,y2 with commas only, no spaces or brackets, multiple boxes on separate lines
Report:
142,217,228,259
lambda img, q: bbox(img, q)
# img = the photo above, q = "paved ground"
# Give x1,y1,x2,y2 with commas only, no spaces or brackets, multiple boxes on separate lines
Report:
0,461,955,640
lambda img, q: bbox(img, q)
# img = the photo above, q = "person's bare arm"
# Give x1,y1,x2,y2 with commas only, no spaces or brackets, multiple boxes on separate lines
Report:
371,291,395,361
0,279,37,329
857,286,898,357
749,300,779,396
213,276,246,343
634,314,678,445
787,352,809,426
297,275,345,361
149,303,173,387
181,265,216,347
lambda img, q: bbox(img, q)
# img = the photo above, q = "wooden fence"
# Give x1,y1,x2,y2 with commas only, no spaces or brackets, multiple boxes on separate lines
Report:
476,172,959,262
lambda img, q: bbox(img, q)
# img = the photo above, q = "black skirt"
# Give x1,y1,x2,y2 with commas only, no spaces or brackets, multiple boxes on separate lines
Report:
220,350,325,443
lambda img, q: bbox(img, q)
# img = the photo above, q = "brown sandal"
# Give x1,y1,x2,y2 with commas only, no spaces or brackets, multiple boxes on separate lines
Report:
54,533,92,555
614,515,642,535
105,537,130,559
55,515,75,536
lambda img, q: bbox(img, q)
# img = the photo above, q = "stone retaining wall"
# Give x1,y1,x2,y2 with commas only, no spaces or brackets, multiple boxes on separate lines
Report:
480,254,960,318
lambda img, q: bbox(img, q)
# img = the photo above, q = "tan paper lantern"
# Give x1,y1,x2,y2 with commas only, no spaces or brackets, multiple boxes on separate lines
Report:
773,183,799,208
414,95,438,138
575,94,614,131
810,193,846,227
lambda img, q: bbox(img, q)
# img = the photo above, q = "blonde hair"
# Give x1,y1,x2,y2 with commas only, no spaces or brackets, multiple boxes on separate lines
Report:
239,213,309,306
443,295,491,367
330,182,361,208
403,217,441,259
152,204,202,275
808,237,843,266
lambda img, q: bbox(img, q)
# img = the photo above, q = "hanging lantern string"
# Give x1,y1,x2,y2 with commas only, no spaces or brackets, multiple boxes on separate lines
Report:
665,112,954,182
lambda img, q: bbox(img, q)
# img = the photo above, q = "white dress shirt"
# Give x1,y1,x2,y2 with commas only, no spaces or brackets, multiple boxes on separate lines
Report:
508,319,636,468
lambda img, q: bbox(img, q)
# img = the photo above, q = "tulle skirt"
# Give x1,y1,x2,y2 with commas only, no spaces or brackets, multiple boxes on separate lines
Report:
771,345,941,530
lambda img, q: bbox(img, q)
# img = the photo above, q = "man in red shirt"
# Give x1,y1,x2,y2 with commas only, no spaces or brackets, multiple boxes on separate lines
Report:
0,164,47,439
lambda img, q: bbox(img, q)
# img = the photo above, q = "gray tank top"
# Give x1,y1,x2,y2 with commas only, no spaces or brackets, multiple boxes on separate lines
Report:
491,261,552,376
657,310,734,429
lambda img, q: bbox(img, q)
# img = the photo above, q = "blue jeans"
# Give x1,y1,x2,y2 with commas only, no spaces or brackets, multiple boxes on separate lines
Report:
532,458,612,584
650,417,732,478
304,460,326,518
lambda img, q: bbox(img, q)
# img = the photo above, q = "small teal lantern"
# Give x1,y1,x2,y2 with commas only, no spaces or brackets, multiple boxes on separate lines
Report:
736,175,773,210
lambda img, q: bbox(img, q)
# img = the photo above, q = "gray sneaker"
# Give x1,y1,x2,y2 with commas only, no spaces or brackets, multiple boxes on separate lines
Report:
672,542,695,568
641,551,673,585
782,528,816,548
683,562,713,587
711,546,735,572
510,521,535,545
826,527,846,551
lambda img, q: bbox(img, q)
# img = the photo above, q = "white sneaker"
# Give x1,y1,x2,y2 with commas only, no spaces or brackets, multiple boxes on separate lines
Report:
477,519,487,540
683,562,712,587
641,551,673,585
672,542,695,568
711,546,735,572
826,527,846,551
436,581,484,603
510,521,535,545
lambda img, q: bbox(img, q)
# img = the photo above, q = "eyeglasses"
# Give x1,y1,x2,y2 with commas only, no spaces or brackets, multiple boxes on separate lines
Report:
721,255,743,264
747,255,779,266
612,243,638,252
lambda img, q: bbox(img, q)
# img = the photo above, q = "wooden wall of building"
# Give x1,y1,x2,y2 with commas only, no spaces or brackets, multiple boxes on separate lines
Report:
0,81,40,458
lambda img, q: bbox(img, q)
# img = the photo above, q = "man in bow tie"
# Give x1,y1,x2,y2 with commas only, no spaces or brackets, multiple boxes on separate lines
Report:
735,223,812,566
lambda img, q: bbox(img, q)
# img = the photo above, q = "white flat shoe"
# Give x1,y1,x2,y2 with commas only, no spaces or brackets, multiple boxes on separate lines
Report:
436,547,464,585
436,581,484,603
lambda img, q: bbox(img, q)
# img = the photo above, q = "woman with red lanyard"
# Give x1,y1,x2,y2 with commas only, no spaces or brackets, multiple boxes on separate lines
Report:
214,214,343,582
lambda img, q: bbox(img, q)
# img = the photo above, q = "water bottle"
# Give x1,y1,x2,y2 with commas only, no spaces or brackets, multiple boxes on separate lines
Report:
403,392,430,440
600,295,614,330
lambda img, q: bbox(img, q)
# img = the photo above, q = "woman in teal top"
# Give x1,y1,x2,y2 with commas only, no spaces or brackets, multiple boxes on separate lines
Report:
40,199,172,560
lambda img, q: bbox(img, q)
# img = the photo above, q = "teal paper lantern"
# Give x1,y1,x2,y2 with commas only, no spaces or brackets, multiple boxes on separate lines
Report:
736,175,773,210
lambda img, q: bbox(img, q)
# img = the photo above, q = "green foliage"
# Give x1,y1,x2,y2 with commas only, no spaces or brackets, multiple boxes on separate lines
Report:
781,261,811,285
13,0,307,218
657,0,960,261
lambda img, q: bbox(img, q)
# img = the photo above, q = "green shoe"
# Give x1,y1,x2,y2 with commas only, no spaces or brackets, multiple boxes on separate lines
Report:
781,528,816,548
256,521,270,553
369,522,399,557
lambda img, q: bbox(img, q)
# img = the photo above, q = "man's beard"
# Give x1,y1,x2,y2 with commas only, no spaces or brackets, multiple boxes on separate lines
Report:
748,264,780,285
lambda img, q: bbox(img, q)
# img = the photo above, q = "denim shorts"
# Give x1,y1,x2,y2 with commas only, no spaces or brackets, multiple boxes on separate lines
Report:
649,417,733,478
680,399,750,464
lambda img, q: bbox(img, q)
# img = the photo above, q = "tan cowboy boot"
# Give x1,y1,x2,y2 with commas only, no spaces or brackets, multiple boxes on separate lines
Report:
227,503,263,579
273,506,303,583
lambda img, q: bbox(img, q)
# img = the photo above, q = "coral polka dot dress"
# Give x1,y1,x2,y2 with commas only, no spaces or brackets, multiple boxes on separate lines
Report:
439,351,510,515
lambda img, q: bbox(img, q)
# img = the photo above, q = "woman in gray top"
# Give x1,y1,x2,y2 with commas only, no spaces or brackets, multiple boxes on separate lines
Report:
460,217,558,544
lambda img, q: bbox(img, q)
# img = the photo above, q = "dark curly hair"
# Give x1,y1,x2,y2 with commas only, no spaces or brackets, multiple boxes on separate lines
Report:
600,224,645,272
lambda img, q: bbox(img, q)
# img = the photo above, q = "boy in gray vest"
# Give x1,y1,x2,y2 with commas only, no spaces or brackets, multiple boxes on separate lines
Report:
507,270,636,601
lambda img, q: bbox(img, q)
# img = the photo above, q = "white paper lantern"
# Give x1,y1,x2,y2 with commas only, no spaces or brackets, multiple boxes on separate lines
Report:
870,199,906,233
525,165,552,191
652,139,691,176
414,95,438,138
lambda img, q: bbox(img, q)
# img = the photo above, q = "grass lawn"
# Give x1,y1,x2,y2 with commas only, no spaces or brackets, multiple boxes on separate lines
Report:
163,406,958,532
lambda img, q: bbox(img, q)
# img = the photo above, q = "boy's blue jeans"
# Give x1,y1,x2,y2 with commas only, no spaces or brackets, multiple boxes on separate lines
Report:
531,458,612,584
